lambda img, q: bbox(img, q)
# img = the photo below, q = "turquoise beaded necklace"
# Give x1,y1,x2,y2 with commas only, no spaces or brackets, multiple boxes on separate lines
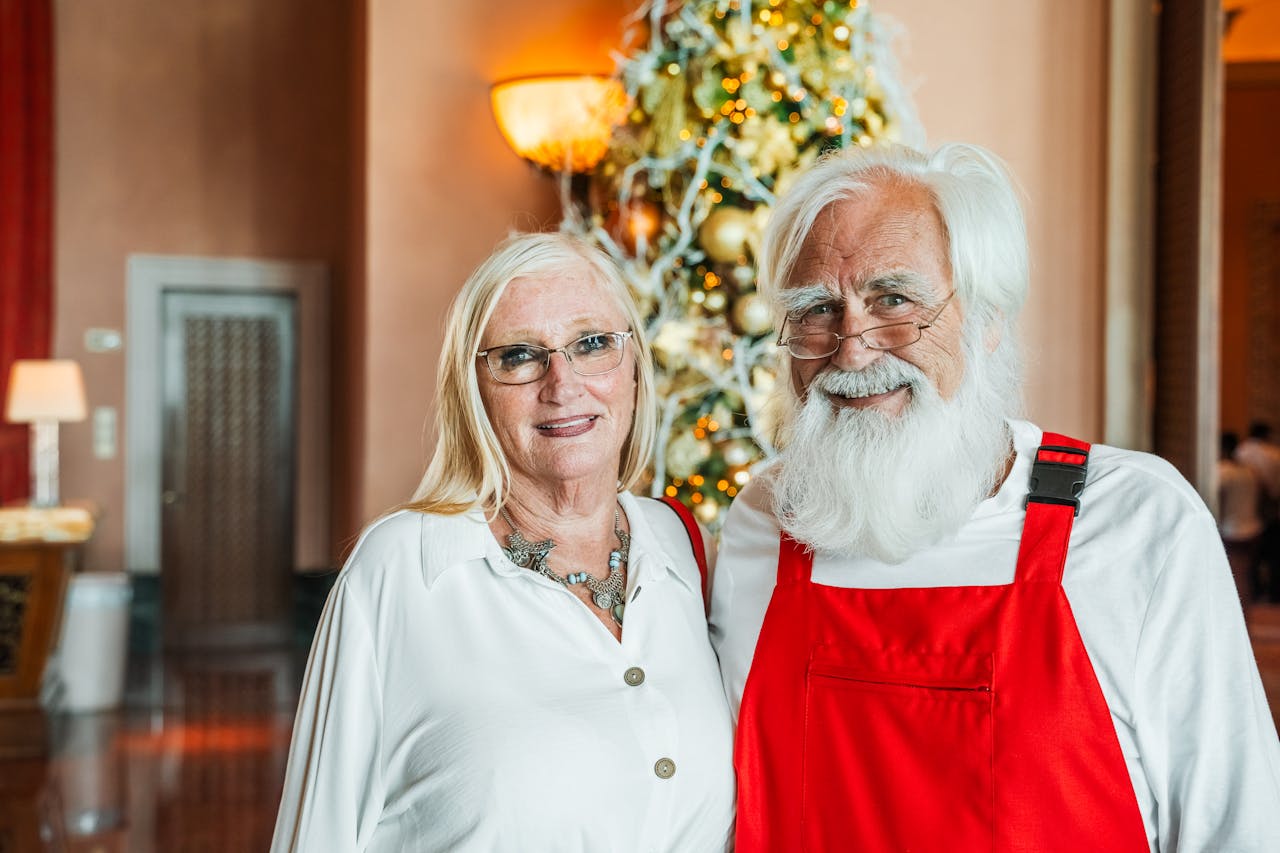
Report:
499,506,630,625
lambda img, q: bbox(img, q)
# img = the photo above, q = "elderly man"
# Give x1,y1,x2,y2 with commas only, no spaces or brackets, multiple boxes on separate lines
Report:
711,143,1280,852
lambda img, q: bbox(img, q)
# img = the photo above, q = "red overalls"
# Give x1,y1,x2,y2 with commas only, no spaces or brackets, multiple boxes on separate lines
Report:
734,434,1149,852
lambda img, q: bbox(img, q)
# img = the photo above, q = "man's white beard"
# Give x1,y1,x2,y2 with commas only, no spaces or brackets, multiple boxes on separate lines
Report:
772,341,1019,563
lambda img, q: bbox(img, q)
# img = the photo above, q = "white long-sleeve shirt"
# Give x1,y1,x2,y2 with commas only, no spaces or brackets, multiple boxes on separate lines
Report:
710,419,1280,851
273,492,735,852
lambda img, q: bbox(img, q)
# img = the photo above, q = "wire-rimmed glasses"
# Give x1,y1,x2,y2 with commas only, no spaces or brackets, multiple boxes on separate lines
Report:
476,331,633,385
776,292,954,359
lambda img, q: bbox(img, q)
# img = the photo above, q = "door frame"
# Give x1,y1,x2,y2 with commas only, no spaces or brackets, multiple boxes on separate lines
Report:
126,255,329,576
1105,0,1223,505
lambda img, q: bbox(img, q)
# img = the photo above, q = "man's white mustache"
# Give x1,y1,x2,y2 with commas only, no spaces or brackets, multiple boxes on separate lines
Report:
811,358,927,399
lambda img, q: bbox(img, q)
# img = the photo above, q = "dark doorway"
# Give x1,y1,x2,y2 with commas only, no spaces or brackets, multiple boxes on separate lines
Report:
160,291,297,648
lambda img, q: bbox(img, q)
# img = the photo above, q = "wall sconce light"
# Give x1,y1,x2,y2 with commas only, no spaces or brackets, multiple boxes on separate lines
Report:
490,74,628,173
4,359,88,508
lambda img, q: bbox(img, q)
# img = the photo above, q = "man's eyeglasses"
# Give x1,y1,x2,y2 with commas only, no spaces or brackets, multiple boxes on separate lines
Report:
477,331,633,385
776,292,954,359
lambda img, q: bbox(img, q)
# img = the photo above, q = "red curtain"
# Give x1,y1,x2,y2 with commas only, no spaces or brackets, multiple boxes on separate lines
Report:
0,0,54,504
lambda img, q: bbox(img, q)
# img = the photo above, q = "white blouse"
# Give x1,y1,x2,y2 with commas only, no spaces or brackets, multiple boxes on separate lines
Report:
272,492,735,853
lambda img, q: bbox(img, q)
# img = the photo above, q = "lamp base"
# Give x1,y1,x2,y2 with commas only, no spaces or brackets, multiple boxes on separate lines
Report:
29,420,61,508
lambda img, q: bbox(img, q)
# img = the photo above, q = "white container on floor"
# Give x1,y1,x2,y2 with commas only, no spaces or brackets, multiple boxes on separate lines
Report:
53,573,132,712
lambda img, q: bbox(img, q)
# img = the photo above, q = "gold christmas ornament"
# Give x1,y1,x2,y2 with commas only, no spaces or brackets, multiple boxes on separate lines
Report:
606,198,662,253
733,292,774,336
666,431,713,479
698,206,757,264
695,500,721,524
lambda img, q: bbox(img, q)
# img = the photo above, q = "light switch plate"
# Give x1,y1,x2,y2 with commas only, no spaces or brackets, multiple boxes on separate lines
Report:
85,328,123,353
93,406,117,459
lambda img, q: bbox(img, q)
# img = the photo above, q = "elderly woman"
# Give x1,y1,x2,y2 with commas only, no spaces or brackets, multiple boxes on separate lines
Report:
271,232,735,852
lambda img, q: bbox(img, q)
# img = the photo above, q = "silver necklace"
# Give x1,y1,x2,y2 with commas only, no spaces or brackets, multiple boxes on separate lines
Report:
499,506,630,626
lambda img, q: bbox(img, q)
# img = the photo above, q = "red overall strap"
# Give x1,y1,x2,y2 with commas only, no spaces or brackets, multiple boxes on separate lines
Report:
1016,432,1091,584
658,495,709,612
777,533,812,585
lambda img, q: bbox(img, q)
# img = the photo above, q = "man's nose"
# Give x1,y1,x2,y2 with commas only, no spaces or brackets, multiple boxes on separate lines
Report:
830,326,882,372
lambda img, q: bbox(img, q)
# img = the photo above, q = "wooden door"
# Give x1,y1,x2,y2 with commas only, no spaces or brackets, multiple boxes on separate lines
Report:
160,291,296,647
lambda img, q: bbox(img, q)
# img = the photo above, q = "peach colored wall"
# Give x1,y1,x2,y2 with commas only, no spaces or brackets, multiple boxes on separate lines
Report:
360,0,628,525
53,0,354,572
51,0,1110,567
361,0,1111,522
881,0,1109,440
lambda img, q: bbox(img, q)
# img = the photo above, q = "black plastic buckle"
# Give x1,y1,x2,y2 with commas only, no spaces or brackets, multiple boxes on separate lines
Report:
1025,444,1089,516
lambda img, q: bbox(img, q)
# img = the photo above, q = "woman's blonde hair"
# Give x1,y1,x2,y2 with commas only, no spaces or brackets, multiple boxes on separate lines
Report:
404,231,656,516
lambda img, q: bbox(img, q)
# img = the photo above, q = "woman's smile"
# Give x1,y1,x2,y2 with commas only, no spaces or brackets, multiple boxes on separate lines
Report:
536,414,598,437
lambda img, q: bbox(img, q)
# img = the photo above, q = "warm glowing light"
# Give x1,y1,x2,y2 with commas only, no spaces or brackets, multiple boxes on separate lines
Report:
490,75,628,173
119,720,290,754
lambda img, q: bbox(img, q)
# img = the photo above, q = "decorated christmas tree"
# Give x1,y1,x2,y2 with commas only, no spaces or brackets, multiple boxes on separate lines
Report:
567,0,919,525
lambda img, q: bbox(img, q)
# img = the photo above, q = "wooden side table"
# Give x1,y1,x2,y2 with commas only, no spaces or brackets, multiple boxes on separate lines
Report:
0,506,95,759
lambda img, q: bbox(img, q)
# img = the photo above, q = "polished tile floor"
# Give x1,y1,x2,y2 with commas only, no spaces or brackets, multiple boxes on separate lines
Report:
3,606,1280,852
2,647,303,853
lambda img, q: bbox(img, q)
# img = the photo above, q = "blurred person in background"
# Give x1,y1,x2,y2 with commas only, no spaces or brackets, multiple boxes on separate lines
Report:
1218,431,1263,602
1237,421,1280,601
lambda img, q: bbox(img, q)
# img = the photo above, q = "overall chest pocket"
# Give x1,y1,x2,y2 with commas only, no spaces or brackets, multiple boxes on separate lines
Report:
802,644,995,853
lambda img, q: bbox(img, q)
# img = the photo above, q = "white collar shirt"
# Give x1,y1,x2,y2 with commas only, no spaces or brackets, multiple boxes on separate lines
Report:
711,419,1280,851
273,491,735,852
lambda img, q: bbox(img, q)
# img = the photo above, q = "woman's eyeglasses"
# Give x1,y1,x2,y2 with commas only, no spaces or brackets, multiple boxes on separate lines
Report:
477,331,633,385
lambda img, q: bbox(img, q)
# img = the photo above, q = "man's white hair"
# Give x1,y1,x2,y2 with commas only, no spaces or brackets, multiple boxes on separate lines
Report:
759,143,1029,348
762,143,1030,560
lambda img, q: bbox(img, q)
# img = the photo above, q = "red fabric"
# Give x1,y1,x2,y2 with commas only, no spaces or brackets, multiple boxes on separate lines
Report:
659,495,709,612
0,0,54,503
734,435,1149,852
1035,433,1090,467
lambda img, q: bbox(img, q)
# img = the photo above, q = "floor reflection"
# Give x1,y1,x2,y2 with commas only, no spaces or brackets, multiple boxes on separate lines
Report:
3,606,1280,852
6,649,300,853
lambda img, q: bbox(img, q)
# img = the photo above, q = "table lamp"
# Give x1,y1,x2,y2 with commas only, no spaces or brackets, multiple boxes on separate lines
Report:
4,359,88,507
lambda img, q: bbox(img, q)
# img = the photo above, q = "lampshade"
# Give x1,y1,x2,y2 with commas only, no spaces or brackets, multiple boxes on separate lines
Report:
5,360,88,423
490,74,628,173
